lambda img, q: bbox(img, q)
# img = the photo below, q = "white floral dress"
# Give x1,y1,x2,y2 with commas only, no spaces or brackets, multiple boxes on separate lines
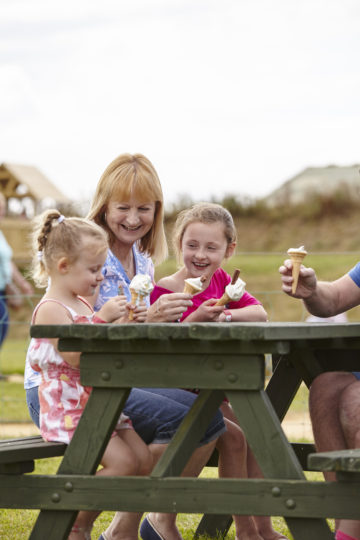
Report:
27,298,132,444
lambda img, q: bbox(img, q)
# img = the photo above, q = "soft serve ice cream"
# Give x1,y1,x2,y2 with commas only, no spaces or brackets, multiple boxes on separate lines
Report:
128,274,154,319
183,275,206,295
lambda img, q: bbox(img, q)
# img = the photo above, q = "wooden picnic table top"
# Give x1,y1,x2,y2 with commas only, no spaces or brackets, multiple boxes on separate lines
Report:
31,320,360,341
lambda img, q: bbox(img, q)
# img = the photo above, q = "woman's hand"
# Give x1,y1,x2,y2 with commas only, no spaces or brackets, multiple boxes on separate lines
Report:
279,258,317,299
98,295,128,323
128,301,148,323
146,293,193,322
184,299,224,322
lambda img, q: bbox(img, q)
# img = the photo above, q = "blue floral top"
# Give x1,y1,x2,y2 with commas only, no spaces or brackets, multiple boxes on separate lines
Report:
94,245,155,310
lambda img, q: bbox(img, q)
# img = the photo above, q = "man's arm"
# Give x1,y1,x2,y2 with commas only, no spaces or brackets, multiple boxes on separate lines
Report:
303,274,360,317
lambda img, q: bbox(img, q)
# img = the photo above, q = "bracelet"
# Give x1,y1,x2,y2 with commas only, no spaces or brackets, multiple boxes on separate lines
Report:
224,309,232,322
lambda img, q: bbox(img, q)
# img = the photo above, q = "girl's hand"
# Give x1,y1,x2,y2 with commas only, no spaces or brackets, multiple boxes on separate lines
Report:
147,293,193,322
185,299,224,322
279,259,317,299
98,295,127,323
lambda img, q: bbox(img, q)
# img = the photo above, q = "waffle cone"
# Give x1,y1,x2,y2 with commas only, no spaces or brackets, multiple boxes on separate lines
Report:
290,252,306,294
128,289,142,320
215,293,231,306
183,282,201,295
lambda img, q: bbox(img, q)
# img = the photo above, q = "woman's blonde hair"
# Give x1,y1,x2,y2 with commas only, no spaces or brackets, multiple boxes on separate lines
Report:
31,209,108,288
87,153,167,264
172,202,237,264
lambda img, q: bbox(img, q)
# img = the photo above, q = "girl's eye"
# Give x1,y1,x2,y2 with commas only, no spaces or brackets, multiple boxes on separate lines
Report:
117,206,129,211
139,206,151,212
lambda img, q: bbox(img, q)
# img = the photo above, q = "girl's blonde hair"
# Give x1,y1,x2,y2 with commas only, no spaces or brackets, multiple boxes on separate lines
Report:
87,153,168,264
31,209,108,288
173,202,237,264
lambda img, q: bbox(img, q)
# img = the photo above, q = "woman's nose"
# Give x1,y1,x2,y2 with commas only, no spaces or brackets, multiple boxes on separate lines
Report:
126,208,140,225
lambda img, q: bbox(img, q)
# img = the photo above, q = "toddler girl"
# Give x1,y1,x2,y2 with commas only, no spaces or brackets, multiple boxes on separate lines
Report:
26,209,152,540
151,202,288,540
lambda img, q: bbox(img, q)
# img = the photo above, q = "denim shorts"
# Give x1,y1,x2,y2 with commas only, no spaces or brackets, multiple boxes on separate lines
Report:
26,386,225,446
353,372,360,380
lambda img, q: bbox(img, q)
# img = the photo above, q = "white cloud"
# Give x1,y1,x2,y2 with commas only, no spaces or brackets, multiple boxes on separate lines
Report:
1,0,360,206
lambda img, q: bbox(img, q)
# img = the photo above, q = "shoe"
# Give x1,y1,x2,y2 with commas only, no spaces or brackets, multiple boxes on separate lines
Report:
140,517,165,540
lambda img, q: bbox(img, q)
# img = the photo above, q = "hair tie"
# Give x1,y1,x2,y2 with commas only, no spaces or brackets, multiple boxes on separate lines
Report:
58,215,65,223
37,251,43,261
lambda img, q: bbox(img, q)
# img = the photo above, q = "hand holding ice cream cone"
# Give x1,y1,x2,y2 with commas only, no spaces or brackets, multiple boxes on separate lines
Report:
215,268,246,306
287,246,307,294
128,274,154,320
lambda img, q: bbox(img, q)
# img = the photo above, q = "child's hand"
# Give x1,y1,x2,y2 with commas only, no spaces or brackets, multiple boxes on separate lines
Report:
97,296,127,323
187,299,224,322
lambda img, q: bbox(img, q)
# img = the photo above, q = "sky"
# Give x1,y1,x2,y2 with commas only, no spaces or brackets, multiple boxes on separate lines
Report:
1,0,360,210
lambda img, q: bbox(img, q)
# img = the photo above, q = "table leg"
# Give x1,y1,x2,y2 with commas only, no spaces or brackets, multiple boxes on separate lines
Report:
227,389,333,540
152,389,225,478
29,387,130,540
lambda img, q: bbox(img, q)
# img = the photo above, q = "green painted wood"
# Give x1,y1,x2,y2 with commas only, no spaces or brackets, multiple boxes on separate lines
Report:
227,389,333,540
0,461,34,474
1,475,360,519
152,389,225,478
79,353,264,391
31,322,360,342
308,449,360,472
265,354,302,421
0,436,65,464
29,387,130,540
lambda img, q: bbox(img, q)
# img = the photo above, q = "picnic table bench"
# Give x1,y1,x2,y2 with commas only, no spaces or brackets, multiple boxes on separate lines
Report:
1,322,360,540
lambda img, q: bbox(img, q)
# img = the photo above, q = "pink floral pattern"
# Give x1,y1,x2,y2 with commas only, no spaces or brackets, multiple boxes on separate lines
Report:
28,299,131,444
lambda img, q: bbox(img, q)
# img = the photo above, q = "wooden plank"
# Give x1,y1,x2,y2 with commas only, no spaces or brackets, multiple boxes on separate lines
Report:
31,322,360,342
79,352,264,391
309,449,360,472
0,436,65,464
1,475,360,520
29,387,130,540
227,389,333,540
152,389,225,478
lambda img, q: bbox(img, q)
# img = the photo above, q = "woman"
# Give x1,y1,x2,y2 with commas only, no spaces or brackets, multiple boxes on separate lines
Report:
24,154,225,540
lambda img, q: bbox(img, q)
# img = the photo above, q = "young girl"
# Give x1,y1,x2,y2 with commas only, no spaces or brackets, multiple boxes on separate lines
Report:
151,202,288,540
151,201,267,323
26,209,152,540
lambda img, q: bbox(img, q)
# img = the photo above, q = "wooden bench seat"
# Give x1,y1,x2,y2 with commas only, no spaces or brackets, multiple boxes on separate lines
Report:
0,435,66,474
308,449,360,474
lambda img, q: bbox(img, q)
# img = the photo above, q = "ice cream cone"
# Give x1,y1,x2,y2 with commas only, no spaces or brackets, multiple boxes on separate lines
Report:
215,293,231,306
183,282,201,295
287,246,307,294
183,275,206,295
128,289,139,321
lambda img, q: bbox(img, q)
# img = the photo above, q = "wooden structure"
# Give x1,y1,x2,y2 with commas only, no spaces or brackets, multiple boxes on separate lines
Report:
1,322,360,540
0,163,71,263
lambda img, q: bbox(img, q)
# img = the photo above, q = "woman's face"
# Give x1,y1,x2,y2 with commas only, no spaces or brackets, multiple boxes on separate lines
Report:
106,194,156,247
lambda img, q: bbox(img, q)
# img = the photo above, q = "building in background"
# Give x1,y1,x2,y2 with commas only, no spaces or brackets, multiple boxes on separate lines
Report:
0,163,71,264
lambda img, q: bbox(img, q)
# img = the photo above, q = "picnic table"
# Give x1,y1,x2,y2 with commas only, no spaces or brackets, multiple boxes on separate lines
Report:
1,322,360,540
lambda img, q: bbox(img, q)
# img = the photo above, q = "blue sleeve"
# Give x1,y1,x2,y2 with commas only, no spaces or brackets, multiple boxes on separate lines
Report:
348,262,360,287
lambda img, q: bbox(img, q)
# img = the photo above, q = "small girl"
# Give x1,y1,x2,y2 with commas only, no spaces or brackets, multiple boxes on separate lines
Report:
151,203,288,540
151,201,267,323
26,210,152,540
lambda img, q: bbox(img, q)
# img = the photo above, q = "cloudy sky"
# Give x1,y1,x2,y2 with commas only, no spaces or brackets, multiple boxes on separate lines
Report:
1,0,360,209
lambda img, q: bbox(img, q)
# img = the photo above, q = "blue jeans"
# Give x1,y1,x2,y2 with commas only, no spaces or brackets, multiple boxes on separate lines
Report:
26,386,225,445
